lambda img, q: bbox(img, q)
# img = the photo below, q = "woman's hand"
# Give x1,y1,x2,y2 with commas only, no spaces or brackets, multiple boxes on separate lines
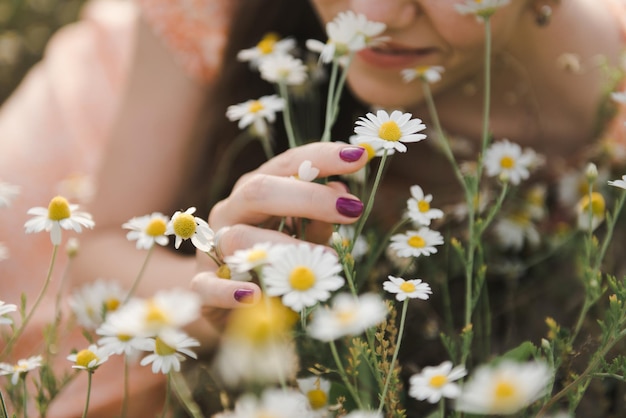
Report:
190,142,368,313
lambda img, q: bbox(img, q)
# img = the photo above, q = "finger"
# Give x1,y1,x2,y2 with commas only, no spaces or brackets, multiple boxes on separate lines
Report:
210,175,363,229
299,181,349,244
191,271,262,308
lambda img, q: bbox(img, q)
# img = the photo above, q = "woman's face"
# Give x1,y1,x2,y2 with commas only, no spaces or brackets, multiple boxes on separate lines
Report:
308,0,532,110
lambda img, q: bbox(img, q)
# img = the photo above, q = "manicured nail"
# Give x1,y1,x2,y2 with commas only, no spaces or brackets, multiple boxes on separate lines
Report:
234,289,254,304
339,147,365,162
336,197,364,217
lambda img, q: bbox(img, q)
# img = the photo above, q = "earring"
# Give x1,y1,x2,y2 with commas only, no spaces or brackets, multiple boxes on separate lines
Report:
535,4,552,26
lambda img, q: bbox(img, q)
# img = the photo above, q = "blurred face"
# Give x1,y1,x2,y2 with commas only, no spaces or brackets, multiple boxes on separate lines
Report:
308,0,532,110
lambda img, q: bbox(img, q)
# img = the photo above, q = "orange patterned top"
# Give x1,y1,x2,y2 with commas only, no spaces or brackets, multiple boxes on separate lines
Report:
135,0,237,83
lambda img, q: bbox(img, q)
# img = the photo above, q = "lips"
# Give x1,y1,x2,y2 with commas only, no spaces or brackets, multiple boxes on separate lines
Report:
357,43,439,69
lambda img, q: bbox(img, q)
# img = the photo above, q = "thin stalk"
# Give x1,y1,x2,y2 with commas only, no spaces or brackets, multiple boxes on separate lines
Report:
161,373,171,418
329,340,365,410
278,82,298,148
82,372,93,418
121,356,129,418
21,377,27,418
321,61,339,142
124,246,155,304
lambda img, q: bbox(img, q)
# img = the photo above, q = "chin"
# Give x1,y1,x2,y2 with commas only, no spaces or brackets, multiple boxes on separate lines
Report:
345,69,424,111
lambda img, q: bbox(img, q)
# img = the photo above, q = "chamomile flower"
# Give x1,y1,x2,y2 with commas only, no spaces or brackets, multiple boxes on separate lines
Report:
0,300,17,325
576,191,606,231
455,360,551,415
354,110,427,153
297,376,332,414
226,94,285,137
308,293,388,342
492,210,541,252
291,160,320,182
214,388,312,418
409,361,467,404
24,195,94,245
401,65,445,84
259,54,308,86
262,243,344,312
166,207,214,252
68,279,127,330
0,355,43,385
237,33,296,68
306,10,386,64
608,174,626,190
383,275,432,302
389,227,444,258
483,139,539,185
330,224,369,260
224,242,273,274
139,329,200,374
0,181,20,208
455,0,511,21
123,212,170,250
67,344,110,372
96,310,154,357
406,185,444,226
349,134,394,159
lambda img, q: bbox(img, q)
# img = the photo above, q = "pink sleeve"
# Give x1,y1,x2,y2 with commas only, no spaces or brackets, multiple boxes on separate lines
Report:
135,0,236,83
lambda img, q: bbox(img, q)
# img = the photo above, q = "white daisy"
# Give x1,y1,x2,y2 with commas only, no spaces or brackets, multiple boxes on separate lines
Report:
492,210,541,252
297,376,332,415
224,242,274,274
455,0,511,21
408,361,467,404
214,388,312,418
226,94,285,137
383,275,432,302
96,310,154,358
68,279,127,330
308,292,388,342
237,33,296,68
330,224,369,260
262,243,345,312
483,139,539,185
406,185,444,226
306,11,386,64
0,355,43,385
139,329,200,374
576,192,606,232
0,181,20,208
611,91,626,104
0,300,17,325
259,54,308,86
67,344,110,371
0,242,8,262
455,360,551,415
401,65,445,84
608,174,626,190
389,227,444,258
291,160,320,182
354,110,427,153
24,195,95,245
166,207,214,252
122,212,170,250
349,133,395,159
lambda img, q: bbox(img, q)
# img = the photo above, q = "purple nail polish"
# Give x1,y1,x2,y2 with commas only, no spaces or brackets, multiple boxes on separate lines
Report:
234,289,254,304
336,197,364,218
339,147,365,162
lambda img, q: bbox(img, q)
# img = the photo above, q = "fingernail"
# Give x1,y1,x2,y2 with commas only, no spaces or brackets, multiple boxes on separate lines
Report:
336,197,363,217
339,147,365,162
234,289,254,304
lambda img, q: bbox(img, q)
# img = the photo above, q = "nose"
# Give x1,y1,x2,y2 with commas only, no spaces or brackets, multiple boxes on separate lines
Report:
349,0,420,29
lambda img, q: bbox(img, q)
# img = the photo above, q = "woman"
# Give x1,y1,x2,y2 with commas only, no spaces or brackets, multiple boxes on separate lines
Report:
2,0,626,416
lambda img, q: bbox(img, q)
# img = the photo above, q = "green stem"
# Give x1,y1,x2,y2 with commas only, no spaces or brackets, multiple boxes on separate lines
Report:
82,372,93,418
329,340,365,410
279,82,298,148
170,372,204,418
121,356,129,418
161,373,171,418
124,246,155,304
321,61,339,142
377,299,409,415
1,245,59,360
21,376,27,418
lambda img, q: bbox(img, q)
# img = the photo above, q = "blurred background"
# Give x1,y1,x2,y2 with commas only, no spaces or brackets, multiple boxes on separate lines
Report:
0,0,86,104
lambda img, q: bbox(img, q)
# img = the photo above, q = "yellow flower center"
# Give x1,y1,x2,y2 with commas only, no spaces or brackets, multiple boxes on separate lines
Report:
247,249,267,263
378,121,402,142
361,143,377,160
226,298,295,343
580,192,606,216
145,302,169,327
399,282,416,293
16,364,29,372
117,334,132,342
494,380,516,400
47,196,71,221
155,337,177,356
104,298,120,313
216,264,231,279
248,100,264,113
257,32,279,54
145,218,167,237
172,213,196,239
75,349,98,368
417,200,430,213
429,374,448,388
336,309,356,325
307,389,328,410
289,266,316,291
408,235,426,248
499,156,515,169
